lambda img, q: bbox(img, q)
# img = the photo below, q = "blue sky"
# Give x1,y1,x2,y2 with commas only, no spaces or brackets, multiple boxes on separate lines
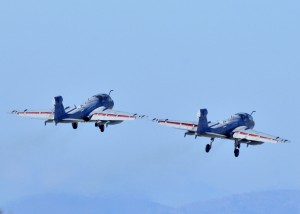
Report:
0,0,299,207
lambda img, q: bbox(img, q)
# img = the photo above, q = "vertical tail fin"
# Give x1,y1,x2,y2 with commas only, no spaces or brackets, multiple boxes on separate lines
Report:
53,96,66,123
197,109,209,134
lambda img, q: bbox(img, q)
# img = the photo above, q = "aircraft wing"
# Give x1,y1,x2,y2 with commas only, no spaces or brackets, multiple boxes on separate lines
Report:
233,128,289,143
89,109,143,122
155,119,198,132
11,109,54,120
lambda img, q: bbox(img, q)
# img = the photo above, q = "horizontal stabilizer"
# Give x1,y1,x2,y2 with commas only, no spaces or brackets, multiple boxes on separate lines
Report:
203,132,228,139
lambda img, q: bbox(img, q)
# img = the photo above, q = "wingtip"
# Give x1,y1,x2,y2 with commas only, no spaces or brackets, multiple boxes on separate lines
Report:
9,110,18,114
137,114,149,119
279,139,291,143
151,118,160,122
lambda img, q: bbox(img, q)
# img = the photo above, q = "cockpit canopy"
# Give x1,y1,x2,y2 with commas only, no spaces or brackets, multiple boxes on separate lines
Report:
86,95,100,103
94,94,107,100
87,94,113,103
87,94,106,101
232,113,253,121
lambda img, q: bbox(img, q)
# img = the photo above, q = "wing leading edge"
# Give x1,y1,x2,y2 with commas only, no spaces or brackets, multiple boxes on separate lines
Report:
156,119,198,132
12,109,143,123
90,109,145,122
11,110,54,120
233,128,289,144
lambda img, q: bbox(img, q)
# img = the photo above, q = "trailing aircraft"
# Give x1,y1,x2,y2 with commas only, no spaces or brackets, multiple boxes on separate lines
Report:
153,109,289,157
11,91,144,133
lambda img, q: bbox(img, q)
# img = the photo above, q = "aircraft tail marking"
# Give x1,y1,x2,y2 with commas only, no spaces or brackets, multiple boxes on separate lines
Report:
197,109,209,134
53,96,67,123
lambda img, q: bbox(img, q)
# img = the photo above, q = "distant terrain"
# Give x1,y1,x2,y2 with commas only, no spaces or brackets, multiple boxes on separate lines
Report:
2,190,300,214
178,190,300,214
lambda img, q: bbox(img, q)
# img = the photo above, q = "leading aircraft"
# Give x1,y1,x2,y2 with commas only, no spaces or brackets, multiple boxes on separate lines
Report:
153,109,289,157
11,91,144,133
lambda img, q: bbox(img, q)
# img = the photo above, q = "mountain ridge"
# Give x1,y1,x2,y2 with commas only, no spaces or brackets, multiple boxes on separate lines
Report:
2,190,300,214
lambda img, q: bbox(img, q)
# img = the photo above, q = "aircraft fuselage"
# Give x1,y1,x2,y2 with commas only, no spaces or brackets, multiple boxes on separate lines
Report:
64,94,114,121
202,113,255,138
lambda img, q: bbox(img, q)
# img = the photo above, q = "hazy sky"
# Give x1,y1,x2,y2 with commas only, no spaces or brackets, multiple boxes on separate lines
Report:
0,0,299,207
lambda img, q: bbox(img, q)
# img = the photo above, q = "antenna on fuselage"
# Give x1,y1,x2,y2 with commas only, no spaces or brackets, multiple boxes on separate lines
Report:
109,90,114,96
250,111,256,116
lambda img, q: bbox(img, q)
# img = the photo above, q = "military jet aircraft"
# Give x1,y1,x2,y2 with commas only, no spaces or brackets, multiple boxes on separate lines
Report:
11,91,144,132
154,109,289,157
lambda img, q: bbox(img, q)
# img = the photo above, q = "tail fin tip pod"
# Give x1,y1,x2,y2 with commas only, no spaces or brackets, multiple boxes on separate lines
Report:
53,96,66,123
197,109,209,134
